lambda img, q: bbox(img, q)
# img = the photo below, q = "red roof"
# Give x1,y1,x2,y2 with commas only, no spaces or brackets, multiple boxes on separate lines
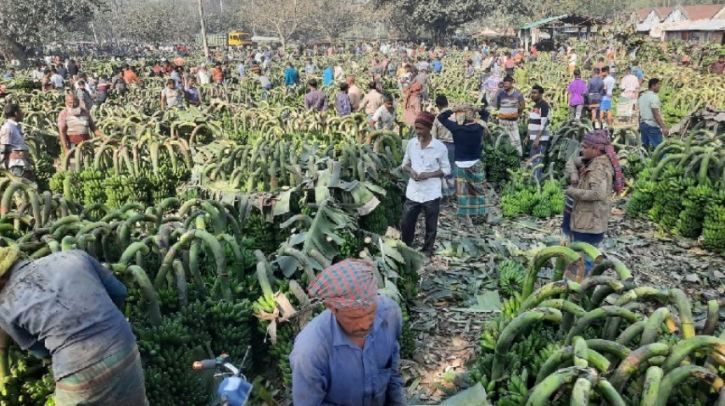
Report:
636,8,653,20
653,7,674,19
679,4,725,20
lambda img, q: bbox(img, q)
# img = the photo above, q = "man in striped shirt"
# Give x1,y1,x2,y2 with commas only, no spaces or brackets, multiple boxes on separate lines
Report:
524,85,550,179
494,76,525,155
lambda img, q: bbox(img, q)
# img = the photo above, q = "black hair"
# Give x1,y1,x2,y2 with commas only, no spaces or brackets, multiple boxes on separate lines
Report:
382,93,393,103
435,95,448,107
592,68,601,74
167,79,175,85
3,103,21,119
648,78,661,89
503,75,514,83
573,68,581,78
602,66,610,73
532,84,544,94
308,79,318,88
339,83,349,91
368,81,377,90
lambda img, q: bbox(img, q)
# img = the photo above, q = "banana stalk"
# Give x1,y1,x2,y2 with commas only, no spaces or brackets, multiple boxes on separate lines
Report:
492,308,563,380
566,306,641,345
641,307,671,345
609,342,670,391
525,366,597,406
662,336,725,373
520,280,582,312
656,365,724,406
127,265,162,326
535,344,610,384
522,246,581,300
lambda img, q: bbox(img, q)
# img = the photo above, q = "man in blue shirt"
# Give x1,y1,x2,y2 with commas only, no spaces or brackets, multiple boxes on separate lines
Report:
290,259,406,406
431,57,443,73
323,63,334,87
0,248,147,405
284,62,299,86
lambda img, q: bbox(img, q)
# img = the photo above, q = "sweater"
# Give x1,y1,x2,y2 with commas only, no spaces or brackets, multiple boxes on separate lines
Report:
437,110,484,162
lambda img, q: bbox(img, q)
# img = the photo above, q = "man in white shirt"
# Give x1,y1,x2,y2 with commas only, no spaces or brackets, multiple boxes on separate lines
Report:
618,67,640,122
0,103,33,180
401,111,451,257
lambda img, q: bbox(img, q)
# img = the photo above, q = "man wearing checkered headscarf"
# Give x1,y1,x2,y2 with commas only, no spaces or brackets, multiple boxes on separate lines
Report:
307,259,378,310
289,259,406,406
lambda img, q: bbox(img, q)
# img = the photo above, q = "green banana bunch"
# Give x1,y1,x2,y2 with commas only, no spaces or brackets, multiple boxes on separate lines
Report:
499,262,525,298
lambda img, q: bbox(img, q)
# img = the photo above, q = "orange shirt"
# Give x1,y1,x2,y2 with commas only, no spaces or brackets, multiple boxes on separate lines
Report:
211,67,223,83
123,70,141,85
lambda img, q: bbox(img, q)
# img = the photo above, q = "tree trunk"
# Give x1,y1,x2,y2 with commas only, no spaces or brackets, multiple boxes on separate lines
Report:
197,0,210,59
0,36,28,66
90,22,100,45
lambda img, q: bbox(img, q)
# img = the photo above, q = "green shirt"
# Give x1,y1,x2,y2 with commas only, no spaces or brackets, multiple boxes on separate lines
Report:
638,90,661,127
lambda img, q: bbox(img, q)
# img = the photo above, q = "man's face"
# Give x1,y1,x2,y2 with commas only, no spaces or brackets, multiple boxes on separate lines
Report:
653,82,662,93
384,100,393,110
531,89,541,102
331,301,378,339
414,123,431,139
719,56,724,63
580,143,599,160
65,95,79,109
503,80,512,90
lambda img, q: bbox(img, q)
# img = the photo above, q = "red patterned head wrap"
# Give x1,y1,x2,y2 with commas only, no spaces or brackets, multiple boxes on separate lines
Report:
582,130,624,195
414,111,435,129
308,259,378,310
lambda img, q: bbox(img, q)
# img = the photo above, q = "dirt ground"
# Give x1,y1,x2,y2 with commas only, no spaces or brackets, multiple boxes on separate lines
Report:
403,193,725,404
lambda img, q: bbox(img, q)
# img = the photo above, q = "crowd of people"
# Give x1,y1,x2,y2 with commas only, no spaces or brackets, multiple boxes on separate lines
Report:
0,38,723,406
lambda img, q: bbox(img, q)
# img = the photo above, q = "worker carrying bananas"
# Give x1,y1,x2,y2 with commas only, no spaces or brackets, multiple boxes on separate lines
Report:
0,248,149,406
289,259,406,406
0,103,34,181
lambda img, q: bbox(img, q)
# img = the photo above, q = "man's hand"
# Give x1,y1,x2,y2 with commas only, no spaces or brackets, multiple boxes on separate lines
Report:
570,173,579,187
533,139,540,149
662,128,670,137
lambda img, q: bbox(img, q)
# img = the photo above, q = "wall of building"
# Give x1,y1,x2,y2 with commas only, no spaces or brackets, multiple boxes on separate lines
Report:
663,9,687,23
666,30,724,43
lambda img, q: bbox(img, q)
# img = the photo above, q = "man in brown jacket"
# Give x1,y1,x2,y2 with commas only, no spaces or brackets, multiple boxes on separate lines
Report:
562,129,624,281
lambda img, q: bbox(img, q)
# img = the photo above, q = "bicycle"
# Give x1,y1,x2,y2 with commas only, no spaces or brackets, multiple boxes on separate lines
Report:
192,348,253,406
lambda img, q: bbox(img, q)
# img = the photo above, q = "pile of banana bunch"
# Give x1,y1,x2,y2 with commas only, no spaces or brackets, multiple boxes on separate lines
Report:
0,195,265,405
626,125,725,251
472,243,725,406
48,165,190,210
481,131,521,186
500,168,565,219
0,343,55,406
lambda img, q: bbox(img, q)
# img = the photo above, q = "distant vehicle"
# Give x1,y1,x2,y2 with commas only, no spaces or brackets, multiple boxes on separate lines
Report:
195,31,253,48
251,36,281,44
